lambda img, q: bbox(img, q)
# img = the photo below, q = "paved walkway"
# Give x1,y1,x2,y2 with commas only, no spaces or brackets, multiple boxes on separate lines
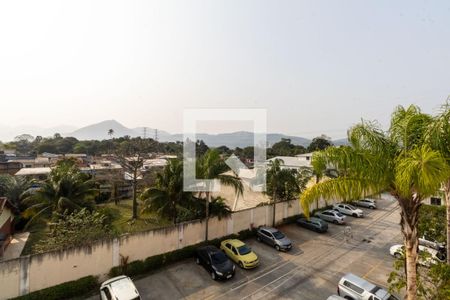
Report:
1,232,29,260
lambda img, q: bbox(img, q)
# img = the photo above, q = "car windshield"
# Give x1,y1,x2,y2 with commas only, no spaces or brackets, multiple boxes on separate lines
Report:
238,245,252,255
211,251,228,264
273,231,285,239
335,212,344,217
347,204,357,210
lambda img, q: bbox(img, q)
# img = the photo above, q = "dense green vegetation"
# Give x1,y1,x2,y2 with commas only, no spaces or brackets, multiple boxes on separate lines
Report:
1,134,333,160
418,204,446,243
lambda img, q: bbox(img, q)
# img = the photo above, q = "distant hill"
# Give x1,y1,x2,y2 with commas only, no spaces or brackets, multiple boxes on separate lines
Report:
64,120,314,147
68,120,138,140
333,138,349,146
1,119,347,148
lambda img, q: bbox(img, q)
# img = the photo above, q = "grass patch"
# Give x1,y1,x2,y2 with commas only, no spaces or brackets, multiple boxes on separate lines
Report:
101,199,172,234
21,199,171,255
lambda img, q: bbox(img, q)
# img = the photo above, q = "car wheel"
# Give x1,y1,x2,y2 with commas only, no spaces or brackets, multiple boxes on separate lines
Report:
195,257,200,265
211,271,216,280
394,252,402,259
333,220,339,224
352,213,357,217
275,245,280,251
257,236,262,242
239,261,244,269
370,206,375,209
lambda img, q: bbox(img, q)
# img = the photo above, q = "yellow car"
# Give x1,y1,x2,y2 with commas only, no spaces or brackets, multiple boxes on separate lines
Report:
220,239,259,269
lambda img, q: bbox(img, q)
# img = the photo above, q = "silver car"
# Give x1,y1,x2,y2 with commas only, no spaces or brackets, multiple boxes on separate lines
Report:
315,209,346,224
333,203,364,218
354,198,377,209
256,226,292,251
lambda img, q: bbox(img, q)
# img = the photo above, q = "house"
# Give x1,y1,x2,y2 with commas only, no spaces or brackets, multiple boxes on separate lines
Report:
0,197,17,257
142,158,168,170
266,154,312,170
14,167,52,180
0,161,22,175
7,156,52,169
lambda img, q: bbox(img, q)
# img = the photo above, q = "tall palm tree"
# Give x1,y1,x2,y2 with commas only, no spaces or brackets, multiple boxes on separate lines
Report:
300,105,449,300
140,159,191,223
196,149,243,241
425,100,450,264
23,159,97,226
108,129,114,138
266,159,300,226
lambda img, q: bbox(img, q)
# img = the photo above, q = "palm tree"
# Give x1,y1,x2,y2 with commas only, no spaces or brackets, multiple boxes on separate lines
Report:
108,129,114,138
196,149,243,241
23,159,97,226
266,159,300,226
0,175,31,209
300,105,449,300
140,159,191,223
425,100,450,264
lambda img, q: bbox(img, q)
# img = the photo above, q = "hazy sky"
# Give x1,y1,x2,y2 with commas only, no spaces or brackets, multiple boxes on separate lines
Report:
0,0,449,139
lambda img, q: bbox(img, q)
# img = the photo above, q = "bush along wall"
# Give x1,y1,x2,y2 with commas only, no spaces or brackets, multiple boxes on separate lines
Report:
10,276,98,300
109,228,257,278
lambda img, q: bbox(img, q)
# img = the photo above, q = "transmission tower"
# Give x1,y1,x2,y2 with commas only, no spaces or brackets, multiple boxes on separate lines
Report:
143,127,147,139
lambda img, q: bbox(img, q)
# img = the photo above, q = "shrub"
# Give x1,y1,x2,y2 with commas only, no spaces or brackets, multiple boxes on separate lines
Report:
33,208,115,253
11,276,98,300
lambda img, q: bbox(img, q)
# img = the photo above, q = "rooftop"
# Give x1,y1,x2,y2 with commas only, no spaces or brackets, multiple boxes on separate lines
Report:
15,167,52,176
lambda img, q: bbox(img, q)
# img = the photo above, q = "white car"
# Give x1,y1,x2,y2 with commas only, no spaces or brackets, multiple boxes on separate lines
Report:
337,273,399,300
100,276,141,300
333,203,364,218
354,199,377,209
389,244,446,267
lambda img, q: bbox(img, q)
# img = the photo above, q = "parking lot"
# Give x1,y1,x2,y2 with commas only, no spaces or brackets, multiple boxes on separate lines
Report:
96,196,402,300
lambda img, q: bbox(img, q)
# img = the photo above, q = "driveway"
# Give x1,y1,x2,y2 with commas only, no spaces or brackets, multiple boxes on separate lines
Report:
93,196,402,299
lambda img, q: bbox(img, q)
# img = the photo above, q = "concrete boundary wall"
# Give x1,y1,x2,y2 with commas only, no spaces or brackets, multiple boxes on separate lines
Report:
0,199,318,300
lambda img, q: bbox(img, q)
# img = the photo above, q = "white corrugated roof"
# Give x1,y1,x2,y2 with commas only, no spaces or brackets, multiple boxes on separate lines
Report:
15,167,51,176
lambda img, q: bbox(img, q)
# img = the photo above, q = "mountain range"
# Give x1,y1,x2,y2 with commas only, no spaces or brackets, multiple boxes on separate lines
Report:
1,120,348,148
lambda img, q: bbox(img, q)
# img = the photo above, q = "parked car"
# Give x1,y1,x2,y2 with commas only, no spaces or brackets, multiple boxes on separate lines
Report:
389,244,446,266
315,209,346,224
333,203,364,218
337,273,399,300
100,276,141,300
419,235,446,252
256,226,292,251
296,216,328,233
354,198,377,209
195,245,235,280
220,239,259,269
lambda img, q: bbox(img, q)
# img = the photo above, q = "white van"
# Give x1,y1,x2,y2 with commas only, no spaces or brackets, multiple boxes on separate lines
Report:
100,275,141,300
337,273,398,300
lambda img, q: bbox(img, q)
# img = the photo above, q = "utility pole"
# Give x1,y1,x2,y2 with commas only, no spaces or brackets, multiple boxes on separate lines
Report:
143,127,147,139
154,129,158,142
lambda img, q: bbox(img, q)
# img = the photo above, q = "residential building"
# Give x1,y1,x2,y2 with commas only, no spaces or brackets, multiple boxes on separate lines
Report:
14,167,52,180
266,154,312,170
